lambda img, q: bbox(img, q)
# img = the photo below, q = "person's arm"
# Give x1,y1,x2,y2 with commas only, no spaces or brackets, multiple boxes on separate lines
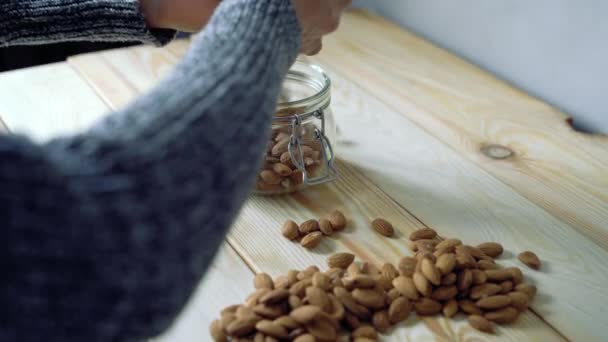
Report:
0,0,300,341
0,0,177,47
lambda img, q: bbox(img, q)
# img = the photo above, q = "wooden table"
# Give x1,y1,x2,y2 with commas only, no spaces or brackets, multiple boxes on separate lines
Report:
1,10,607,341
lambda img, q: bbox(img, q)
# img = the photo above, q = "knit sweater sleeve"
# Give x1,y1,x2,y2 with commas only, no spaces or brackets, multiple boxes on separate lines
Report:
0,0,176,47
0,1,300,341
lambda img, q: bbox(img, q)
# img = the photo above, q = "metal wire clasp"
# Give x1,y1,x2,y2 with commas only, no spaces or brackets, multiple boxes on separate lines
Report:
287,109,338,186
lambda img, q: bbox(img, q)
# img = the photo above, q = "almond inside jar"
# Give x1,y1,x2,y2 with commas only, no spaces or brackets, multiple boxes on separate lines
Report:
254,60,336,195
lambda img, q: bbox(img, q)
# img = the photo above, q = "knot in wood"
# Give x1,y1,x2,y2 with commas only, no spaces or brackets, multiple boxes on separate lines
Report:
480,144,513,160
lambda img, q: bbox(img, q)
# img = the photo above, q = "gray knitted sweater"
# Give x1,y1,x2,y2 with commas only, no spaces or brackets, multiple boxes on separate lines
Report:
0,0,300,341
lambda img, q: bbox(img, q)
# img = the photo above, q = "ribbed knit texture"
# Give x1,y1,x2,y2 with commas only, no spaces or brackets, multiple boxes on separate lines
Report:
0,0,300,341
0,0,176,46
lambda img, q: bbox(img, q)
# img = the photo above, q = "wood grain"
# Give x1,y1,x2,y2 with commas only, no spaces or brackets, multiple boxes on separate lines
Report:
306,63,607,341
315,10,608,254
0,63,107,142
69,41,566,341
154,245,254,342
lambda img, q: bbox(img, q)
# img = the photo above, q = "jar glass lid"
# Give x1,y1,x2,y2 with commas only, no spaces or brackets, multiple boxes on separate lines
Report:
276,60,331,118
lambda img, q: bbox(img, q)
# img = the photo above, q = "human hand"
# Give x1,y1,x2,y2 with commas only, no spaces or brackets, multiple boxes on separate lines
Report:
141,0,221,32
293,0,352,55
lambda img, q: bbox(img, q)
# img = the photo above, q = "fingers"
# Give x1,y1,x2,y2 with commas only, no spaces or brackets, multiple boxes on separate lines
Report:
301,38,323,56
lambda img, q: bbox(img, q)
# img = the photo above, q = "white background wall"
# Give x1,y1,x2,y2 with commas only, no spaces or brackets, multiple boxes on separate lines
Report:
353,0,608,134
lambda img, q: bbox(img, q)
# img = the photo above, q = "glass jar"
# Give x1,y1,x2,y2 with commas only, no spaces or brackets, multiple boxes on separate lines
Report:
255,60,338,195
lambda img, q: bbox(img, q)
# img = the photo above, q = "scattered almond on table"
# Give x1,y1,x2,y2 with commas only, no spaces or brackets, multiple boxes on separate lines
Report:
211,225,542,340
280,210,348,249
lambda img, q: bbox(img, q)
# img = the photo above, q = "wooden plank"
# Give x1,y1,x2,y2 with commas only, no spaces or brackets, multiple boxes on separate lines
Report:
314,10,608,254
155,245,254,342
0,63,108,142
305,64,606,341
70,42,566,341
69,41,183,109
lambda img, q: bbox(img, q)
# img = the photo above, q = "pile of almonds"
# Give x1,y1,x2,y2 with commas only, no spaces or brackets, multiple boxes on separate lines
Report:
281,210,347,249
257,125,324,194
211,226,541,341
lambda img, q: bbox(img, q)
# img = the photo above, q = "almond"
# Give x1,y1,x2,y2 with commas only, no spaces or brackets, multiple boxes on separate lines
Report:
471,269,488,285
499,280,514,294
455,247,477,269
442,299,459,318
343,275,376,289
220,312,236,331
413,272,432,297
508,267,524,284
293,334,316,342
374,274,393,292
468,315,494,334
299,220,319,234
398,256,417,277
477,242,503,258
381,263,399,280
421,258,442,285
333,287,371,319
518,251,541,269
280,151,294,167
256,320,288,339
460,245,486,260
290,305,321,324
414,298,442,315
273,163,293,177
508,291,530,311
210,319,227,342
386,288,401,305
476,295,512,309
352,325,378,339
298,266,320,280
485,269,512,282
344,312,362,329
273,315,300,329
300,232,323,249
328,210,347,231
436,253,456,275
484,306,519,323
360,262,381,276
274,275,289,289
260,289,290,305
312,272,330,290
457,269,473,291
226,318,256,337
371,218,394,237
246,289,269,307
306,319,337,341
388,297,411,323
470,283,502,300
290,279,312,297
515,283,537,299
407,240,418,252
281,220,300,240
409,228,437,241
459,299,483,315
327,252,355,269
441,272,457,286
372,310,391,333
260,170,282,185
318,219,334,236
306,286,330,311
478,260,498,270
252,303,284,319
327,294,345,321
431,285,458,301
289,295,302,310
347,262,361,276
271,139,289,156
352,289,386,310
435,238,462,250
392,276,419,300
254,273,274,290
415,239,437,252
